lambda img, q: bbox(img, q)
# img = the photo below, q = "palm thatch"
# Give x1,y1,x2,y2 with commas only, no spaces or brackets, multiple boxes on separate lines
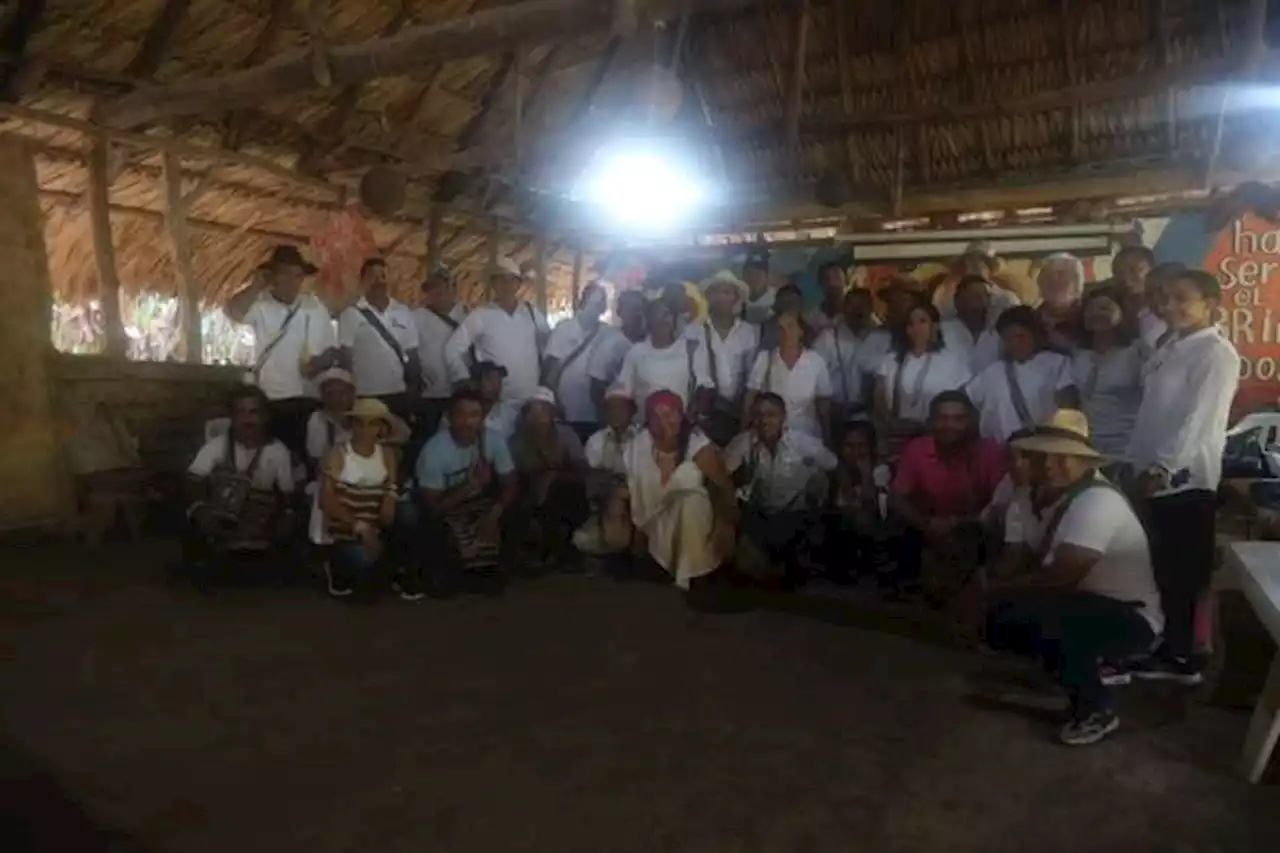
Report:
0,0,1276,308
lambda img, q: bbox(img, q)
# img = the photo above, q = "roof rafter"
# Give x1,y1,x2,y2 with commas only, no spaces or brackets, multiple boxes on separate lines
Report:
0,0,46,100
124,0,192,79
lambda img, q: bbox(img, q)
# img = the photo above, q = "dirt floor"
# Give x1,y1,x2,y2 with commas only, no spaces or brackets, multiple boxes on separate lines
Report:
3,541,1280,853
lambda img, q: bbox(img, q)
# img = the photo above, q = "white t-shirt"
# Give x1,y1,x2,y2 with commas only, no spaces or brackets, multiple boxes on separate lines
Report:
586,327,636,391
725,429,838,511
443,302,549,403
338,297,420,397
242,292,336,401
546,317,616,424
936,284,1020,321
687,318,760,402
188,436,295,493
875,349,972,422
747,349,832,438
616,337,712,411
1138,308,1168,350
813,324,887,407
966,352,1074,442
1071,344,1144,460
305,411,350,464
1008,482,1164,635
584,426,636,474
412,304,467,400
940,318,1002,376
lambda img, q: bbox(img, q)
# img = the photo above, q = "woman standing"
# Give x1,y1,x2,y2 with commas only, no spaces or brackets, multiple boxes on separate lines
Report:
615,295,712,416
967,306,1077,442
1071,287,1144,479
872,300,972,453
622,390,739,607
743,310,832,443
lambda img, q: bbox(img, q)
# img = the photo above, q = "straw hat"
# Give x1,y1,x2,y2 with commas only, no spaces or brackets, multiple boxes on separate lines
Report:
346,398,410,445
700,269,749,301
525,386,557,408
1009,409,1104,459
879,274,927,296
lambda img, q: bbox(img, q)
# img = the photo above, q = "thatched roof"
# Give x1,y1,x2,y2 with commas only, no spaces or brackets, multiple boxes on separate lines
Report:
1,0,1276,306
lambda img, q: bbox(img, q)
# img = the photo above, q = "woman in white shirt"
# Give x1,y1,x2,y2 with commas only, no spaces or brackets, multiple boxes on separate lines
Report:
615,295,712,416
744,310,832,443
967,305,1076,442
872,300,972,452
1071,287,1144,475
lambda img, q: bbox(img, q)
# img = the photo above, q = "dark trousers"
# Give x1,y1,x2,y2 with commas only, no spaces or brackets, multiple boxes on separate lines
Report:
181,519,296,588
1144,489,1217,659
329,539,386,593
415,507,507,597
986,589,1155,718
268,397,318,462
511,477,591,571
898,522,987,599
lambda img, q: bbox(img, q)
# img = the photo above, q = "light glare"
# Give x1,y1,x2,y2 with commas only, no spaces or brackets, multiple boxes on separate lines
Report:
575,143,707,232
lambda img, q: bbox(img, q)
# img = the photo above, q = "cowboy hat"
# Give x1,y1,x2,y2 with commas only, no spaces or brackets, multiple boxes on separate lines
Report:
346,398,411,445
1009,409,1104,459
700,269,749,301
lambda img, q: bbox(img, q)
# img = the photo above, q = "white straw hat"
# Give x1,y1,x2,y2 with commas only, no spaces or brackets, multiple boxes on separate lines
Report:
1009,409,1104,459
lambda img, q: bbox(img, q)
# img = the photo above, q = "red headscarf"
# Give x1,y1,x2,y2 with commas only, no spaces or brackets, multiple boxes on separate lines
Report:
643,389,684,431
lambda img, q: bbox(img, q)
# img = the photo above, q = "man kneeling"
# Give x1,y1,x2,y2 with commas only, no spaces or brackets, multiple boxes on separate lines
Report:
726,392,836,588
985,409,1163,746
184,386,296,587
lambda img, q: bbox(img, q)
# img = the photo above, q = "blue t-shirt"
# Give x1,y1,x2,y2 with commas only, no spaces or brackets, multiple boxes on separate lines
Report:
416,427,514,490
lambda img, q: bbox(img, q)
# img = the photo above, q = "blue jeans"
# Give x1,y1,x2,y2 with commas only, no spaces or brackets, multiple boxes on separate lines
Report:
329,538,384,591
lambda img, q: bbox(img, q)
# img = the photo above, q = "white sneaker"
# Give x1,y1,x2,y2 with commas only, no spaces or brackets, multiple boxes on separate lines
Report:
323,562,353,598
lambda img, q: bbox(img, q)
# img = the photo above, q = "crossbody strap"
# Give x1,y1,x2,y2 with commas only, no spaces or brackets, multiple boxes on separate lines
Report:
252,301,302,377
685,338,700,405
221,432,265,478
891,353,933,418
557,324,601,378
1036,476,1122,565
703,323,721,395
430,308,460,331
358,306,408,364
1004,360,1035,429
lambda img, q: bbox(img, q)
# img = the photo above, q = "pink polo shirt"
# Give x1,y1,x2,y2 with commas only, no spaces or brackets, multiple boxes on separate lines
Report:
893,435,1006,518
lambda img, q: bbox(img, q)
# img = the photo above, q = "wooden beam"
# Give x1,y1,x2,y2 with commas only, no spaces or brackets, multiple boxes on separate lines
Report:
0,0,46,100
959,19,996,176
1156,0,1176,153
571,246,584,307
833,0,859,183
125,0,192,78
161,150,201,362
103,0,764,129
223,0,290,150
426,205,443,271
757,4,786,103
783,0,810,149
86,134,126,357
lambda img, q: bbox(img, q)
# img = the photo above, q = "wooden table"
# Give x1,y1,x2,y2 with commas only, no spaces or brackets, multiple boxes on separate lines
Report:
1224,542,1280,783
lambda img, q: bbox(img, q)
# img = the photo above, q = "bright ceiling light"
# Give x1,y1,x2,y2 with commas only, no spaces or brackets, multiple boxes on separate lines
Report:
573,140,709,233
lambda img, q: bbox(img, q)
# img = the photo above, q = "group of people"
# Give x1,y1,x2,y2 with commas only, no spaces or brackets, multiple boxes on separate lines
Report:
182,238,1241,747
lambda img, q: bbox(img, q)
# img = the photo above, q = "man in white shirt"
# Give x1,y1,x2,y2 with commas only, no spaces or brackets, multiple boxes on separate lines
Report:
444,256,549,432
225,245,338,461
741,247,776,324
815,287,886,423
940,275,1002,375
412,263,468,438
690,270,760,445
934,242,1022,321
986,409,1163,746
726,392,838,587
587,289,647,416
338,258,421,420
1127,269,1240,684
543,282,614,444
184,385,297,588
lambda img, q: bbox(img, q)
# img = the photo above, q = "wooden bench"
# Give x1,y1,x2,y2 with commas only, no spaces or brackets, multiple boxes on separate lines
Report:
1224,542,1280,783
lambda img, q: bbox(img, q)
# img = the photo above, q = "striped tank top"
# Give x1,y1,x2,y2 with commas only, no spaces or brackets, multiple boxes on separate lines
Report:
326,442,393,540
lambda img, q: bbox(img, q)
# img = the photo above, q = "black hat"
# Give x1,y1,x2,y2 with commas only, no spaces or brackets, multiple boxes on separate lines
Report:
743,246,771,272
471,360,508,379
266,245,317,274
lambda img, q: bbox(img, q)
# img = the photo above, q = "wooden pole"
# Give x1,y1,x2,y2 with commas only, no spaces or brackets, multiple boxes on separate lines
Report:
783,0,810,150
161,150,201,363
534,230,548,316
86,133,126,357
486,219,500,298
